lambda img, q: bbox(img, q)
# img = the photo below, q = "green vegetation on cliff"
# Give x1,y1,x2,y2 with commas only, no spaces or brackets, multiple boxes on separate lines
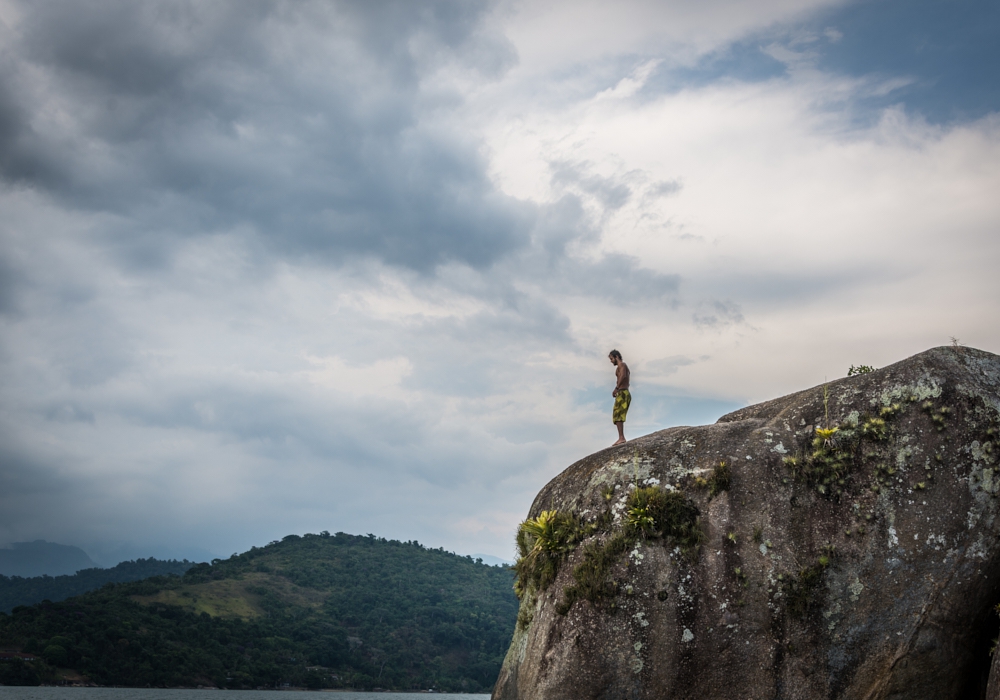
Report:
513,483,704,621
0,532,517,691
0,558,196,614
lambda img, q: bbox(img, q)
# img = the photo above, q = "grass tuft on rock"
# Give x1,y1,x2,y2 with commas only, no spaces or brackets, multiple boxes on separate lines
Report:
624,487,703,546
709,461,731,497
783,559,829,618
693,460,731,498
555,533,631,615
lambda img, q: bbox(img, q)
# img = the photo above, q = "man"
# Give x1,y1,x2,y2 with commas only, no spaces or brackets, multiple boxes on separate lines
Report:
609,349,630,446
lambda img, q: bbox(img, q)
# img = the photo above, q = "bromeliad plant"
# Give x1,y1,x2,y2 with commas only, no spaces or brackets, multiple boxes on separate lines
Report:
783,424,852,498
514,510,589,598
815,427,839,448
625,502,655,537
860,417,888,441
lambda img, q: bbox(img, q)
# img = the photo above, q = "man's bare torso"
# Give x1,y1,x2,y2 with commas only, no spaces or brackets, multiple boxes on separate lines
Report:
615,361,630,393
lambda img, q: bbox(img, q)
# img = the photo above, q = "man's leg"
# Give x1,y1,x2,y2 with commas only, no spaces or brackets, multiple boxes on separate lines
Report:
612,391,629,445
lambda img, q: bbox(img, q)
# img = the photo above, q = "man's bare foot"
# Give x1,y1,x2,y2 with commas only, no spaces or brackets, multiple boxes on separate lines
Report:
612,438,627,446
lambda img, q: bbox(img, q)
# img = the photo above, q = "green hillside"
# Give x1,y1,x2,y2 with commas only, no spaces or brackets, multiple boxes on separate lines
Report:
0,558,196,613
0,532,517,691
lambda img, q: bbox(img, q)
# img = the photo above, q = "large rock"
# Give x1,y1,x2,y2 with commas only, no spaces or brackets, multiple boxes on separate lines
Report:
494,346,1000,700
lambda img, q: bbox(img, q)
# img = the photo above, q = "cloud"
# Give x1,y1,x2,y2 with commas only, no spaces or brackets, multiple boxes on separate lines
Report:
553,253,680,305
644,355,697,379
302,355,414,396
693,300,745,329
497,0,849,75
0,0,526,271
549,160,633,212
0,252,22,315
0,0,997,566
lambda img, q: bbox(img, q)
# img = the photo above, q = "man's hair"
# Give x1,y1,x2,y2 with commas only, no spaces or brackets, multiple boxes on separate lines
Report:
609,349,622,360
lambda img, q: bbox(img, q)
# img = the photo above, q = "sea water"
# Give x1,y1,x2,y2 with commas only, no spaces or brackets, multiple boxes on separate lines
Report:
0,692,490,699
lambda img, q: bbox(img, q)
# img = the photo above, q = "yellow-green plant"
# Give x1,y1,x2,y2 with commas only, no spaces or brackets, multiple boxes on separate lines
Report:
514,510,587,598
625,487,658,539
880,403,902,418
815,427,839,448
626,503,655,537
860,417,887,441
518,510,573,556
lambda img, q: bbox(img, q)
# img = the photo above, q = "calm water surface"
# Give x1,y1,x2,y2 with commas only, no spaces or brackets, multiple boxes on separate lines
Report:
0,691,488,700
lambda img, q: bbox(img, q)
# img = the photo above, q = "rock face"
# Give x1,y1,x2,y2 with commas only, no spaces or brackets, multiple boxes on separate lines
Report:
493,346,1000,700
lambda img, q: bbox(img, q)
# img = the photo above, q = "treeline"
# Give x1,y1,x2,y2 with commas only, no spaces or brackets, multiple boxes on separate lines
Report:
0,532,517,692
0,559,196,614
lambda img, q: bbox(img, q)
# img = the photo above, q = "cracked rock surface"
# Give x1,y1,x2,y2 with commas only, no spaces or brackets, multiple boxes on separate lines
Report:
493,346,1000,700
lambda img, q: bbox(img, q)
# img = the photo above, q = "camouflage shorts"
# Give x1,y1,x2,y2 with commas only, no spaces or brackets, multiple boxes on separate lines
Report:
613,389,631,423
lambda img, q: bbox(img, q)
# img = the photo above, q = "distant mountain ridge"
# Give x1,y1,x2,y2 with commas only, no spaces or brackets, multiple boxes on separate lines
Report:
0,558,197,613
0,541,96,578
470,554,514,567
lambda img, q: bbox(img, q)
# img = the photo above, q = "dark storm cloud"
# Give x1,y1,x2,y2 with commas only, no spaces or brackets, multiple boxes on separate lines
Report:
115,379,429,471
0,253,23,315
0,0,527,271
44,403,96,424
0,441,83,542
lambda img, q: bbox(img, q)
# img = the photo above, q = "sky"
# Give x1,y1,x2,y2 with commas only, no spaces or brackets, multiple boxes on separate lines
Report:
1,0,998,566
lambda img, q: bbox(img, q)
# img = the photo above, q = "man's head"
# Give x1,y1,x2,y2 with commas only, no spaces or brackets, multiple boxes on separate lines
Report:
609,349,622,365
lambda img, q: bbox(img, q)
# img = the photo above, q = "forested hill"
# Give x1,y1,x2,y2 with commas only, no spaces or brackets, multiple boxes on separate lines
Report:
0,532,517,692
0,559,196,613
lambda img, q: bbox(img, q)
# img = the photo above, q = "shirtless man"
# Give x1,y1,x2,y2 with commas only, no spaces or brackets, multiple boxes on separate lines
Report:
609,349,630,446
